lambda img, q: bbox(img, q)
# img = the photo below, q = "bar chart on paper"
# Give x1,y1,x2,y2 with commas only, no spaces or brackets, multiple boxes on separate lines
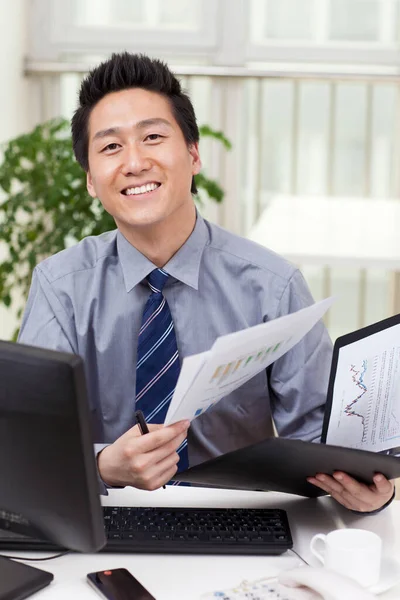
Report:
210,342,283,386
190,342,290,419
165,298,334,425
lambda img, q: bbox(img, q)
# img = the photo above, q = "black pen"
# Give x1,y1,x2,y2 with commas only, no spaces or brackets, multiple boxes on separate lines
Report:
134,410,166,489
134,409,150,435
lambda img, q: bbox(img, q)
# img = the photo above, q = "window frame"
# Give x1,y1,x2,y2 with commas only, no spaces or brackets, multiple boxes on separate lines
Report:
29,0,221,61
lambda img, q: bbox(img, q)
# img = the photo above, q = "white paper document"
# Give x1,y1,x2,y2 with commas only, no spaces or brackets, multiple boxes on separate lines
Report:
164,297,333,425
325,323,400,452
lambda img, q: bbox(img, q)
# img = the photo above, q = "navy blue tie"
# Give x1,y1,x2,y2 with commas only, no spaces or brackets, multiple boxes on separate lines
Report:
135,268,189,477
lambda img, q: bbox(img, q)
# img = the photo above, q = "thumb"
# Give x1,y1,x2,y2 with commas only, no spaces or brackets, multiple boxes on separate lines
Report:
147,423,164,433
125,422,163,439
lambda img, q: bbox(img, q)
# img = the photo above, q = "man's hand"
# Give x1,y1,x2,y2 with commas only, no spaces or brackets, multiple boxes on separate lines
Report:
307,471,394,512
97,420,190,491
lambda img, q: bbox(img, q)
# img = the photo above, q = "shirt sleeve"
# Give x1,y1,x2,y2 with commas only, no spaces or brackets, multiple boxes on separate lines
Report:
18,267,76,353
18,267,109,495
268,269,333,442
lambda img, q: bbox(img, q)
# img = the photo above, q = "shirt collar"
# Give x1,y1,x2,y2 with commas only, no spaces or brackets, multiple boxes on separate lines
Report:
116,211,209,292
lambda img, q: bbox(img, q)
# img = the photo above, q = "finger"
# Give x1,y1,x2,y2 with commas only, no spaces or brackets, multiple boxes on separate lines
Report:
371,474,394,496
147,420,190,433
309,472,394,512
135,464,178,491
152,451,180,477
146,423,164,433
307,474,356,501
333,472,394,510
129,430,187,475
143,431,188,465
307,475,340,495
316,474,346,495
149,465,179,491
315,472,374,507
133,420,190,452
331,473,378,510
332,472,369,500
336,490,375,512
123,422,163,439
135,453,180,490
334,471,393,497
307,476,370,511
125,420,189,443
327,490,357,511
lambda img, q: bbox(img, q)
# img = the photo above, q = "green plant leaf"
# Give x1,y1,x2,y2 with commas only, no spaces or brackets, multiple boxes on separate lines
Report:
199,125,232,150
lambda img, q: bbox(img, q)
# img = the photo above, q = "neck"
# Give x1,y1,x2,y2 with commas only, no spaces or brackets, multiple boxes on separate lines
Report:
118,204,197,267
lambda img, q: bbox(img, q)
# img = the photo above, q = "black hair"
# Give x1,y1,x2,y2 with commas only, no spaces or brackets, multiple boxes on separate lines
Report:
71,52,199,193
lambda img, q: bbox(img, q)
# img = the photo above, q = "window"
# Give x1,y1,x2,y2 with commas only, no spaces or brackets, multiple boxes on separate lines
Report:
247,0,400,65
29,0,218,62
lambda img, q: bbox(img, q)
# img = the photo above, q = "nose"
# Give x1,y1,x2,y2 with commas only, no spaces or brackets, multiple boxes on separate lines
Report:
121,143,152,176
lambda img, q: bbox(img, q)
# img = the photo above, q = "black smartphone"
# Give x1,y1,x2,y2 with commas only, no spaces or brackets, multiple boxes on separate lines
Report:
87,568,156,600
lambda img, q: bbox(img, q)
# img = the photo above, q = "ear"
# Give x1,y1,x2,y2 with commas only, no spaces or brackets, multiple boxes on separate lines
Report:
86,171,97,198
189,142,202,176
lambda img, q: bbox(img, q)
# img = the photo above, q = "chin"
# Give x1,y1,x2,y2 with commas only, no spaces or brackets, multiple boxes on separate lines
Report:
119,212,168,230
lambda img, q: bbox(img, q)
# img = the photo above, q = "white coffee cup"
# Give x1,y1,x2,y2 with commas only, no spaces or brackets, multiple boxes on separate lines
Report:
309,528,382,588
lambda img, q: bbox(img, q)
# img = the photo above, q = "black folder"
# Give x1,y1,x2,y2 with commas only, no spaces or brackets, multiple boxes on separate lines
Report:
175,436,400,497
0,556,53,600
176,313,400,497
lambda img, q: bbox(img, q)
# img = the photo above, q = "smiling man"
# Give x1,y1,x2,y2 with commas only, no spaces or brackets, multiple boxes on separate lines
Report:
18,53,394,512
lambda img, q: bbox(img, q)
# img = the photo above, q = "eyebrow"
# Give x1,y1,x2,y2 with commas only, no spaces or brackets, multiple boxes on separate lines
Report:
92,118,173,142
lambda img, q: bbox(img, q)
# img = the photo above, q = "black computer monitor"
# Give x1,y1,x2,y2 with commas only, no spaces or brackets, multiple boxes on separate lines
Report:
0,340,105,553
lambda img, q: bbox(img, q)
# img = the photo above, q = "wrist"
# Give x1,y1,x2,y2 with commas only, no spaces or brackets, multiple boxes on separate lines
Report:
97,445,123,487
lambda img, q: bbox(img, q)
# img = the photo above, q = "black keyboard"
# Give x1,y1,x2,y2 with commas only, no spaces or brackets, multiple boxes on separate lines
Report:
0,507,293,555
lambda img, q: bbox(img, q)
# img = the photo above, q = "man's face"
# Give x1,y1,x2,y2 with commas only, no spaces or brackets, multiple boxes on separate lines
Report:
86,88,201,232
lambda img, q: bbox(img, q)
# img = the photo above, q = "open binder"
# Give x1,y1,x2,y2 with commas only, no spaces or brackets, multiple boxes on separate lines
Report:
174,436,400,497
175,313,400,497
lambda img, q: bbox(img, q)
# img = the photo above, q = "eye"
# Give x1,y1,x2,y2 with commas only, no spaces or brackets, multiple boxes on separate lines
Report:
102,142,120,152
146,133,163,142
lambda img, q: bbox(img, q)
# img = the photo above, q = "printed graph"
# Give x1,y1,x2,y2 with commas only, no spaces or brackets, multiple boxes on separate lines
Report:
344,360,369,443
332,347,400,450
209,342,284,386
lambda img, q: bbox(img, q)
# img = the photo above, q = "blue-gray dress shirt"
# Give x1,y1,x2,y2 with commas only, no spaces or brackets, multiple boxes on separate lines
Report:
18,212,333,467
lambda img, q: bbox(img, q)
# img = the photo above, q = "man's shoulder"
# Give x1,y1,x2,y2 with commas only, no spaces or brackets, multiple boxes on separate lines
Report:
204,219,295,281
37,229,118,283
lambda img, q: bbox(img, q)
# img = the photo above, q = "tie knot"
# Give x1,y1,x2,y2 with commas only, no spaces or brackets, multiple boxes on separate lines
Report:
147,268,169,293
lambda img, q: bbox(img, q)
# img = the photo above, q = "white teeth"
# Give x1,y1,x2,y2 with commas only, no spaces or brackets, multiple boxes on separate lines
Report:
124,183,159,195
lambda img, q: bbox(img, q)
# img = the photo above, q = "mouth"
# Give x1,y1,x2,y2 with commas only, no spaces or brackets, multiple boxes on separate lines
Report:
120,182,161,197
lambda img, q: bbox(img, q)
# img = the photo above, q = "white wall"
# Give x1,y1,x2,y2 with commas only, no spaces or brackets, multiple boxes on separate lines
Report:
0,0,29,340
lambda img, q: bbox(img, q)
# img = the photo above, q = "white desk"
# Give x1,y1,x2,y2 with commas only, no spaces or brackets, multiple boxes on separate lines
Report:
3,487,400,599
248,195,400,313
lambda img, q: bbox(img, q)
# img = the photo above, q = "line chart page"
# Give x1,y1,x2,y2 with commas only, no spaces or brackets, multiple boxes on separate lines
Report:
326,325,400,452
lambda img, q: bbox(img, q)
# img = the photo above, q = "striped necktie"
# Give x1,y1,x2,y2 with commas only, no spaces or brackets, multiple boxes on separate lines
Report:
135,268,189,475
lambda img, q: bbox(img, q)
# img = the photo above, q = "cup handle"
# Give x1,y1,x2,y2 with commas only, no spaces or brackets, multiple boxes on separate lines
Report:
309,533,327,564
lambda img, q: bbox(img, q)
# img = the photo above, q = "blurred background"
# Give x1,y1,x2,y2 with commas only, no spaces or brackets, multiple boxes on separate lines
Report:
2,0,400,341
